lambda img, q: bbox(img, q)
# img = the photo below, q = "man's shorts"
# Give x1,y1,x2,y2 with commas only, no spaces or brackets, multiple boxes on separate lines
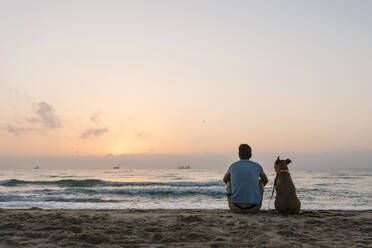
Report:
226,181,264,213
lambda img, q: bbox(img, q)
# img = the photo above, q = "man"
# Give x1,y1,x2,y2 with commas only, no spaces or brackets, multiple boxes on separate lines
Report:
223,144,268,213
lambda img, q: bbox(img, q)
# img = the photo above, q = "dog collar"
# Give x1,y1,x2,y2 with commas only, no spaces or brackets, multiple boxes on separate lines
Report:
277,169,289,175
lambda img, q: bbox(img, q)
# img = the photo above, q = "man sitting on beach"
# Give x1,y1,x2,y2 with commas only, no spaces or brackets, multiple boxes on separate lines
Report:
223,144,268,213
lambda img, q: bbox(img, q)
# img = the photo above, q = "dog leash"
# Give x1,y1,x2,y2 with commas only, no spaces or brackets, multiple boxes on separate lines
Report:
267,170,289,209
267,177,276,209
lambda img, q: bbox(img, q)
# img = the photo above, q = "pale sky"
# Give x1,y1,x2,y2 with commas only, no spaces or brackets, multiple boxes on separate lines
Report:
1,0,372,157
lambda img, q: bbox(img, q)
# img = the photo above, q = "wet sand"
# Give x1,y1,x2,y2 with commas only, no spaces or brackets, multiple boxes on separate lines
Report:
0,209,371,247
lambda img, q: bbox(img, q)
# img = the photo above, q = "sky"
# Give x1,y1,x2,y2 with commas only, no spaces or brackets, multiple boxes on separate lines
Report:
1,1,372,168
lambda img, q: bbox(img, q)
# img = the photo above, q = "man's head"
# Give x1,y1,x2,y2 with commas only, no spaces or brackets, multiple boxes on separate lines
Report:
239,144,252,160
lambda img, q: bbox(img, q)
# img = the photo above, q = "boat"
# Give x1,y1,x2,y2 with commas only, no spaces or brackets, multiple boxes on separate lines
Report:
177,165,191,169
34,166,39,170
113,165,120,169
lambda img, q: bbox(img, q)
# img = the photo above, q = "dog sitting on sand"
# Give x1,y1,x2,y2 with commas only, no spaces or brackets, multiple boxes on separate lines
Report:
274,156,301,214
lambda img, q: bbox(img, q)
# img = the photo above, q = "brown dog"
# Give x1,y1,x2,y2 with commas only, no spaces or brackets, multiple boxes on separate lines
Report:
274,156,301,214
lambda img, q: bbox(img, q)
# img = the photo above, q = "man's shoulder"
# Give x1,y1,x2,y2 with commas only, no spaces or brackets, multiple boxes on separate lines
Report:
230,160,263,170
230,160,262,167
230,160,241,166
250,161,264,171
249,160,262,167
227,161,241,172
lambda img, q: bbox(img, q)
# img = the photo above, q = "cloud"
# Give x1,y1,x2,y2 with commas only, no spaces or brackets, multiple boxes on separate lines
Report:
80,128,109,139
137,132,152,138
6,125,35,136
27,117,40,123
5,101,60,136
90,112,102,123
27,102,61,129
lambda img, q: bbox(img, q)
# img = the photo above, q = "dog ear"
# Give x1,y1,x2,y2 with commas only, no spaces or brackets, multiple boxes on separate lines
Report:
286,159,292,164
276,156,280,161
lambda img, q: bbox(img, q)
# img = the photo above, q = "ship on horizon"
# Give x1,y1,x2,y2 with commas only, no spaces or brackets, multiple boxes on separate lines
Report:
177,165,191,169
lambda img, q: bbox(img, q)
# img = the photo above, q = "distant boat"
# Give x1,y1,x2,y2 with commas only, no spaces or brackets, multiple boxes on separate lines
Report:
34,166,39,170
113,165,120,169
177,165,191,169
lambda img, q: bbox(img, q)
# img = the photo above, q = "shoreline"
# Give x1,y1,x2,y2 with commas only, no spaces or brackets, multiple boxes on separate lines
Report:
1,209,371,247
1,206,372,210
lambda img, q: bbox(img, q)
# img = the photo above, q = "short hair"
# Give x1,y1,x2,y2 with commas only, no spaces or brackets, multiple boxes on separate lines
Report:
239,144,252,159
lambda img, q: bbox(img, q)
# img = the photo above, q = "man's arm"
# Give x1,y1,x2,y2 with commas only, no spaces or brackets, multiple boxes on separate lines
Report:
259,172,268,186
223,172,230,184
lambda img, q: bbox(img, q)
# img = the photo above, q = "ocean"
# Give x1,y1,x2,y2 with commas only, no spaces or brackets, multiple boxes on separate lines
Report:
0,168,371,210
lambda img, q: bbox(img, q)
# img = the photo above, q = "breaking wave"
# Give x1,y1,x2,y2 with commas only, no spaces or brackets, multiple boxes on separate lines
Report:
0,179,224,188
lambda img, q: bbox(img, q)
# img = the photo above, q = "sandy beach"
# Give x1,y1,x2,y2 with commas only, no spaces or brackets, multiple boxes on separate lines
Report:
0,209,371,247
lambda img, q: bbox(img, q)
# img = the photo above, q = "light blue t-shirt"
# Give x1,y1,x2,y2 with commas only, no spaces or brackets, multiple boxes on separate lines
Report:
227,160,264,204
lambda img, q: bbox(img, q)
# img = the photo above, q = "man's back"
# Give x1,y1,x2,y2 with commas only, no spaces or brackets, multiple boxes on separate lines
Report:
228,160,263,204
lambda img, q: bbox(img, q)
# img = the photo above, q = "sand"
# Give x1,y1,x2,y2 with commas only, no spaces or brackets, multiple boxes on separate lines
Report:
0,209,371,248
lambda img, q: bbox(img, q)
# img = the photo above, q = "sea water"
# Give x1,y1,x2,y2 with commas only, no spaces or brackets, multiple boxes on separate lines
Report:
0,168,371,210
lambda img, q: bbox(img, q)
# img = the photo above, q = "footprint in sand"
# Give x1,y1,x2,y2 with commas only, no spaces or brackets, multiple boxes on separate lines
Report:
144,227,161,232
152,233,163,241
178,215,204,223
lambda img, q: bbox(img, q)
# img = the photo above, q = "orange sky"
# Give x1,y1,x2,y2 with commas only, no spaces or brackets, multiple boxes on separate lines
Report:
1,1,372,157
